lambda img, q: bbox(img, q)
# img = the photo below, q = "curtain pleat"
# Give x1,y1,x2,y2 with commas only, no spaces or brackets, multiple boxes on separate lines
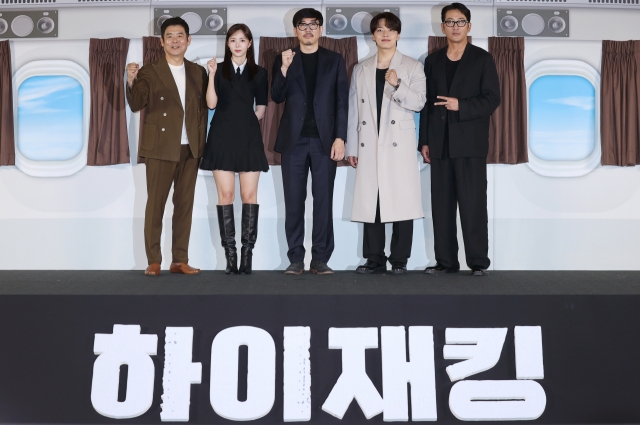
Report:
600,40,640,166
88,37,131,166
0,40,15,166
488,37,528,164
257,36,358,165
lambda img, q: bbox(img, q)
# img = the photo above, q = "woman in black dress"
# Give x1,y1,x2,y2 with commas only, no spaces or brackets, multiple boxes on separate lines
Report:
201,23,269,275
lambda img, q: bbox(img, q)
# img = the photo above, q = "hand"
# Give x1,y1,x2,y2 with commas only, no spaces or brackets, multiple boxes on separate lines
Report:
421,145,431,164
126,62,140,87
331,138,345,161
281,49,296,75
434,96,459,111
347,156,358,168
385,69,398,87
207,57,217,75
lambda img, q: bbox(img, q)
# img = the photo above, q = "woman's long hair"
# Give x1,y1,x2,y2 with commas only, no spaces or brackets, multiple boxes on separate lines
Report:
223,23,258,81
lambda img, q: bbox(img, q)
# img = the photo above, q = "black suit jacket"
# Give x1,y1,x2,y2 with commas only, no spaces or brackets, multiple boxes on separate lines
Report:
418,43,500,159
271,46,348,156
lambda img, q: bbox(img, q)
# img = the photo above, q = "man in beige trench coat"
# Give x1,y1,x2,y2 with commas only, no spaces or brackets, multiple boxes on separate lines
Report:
346,12,426,274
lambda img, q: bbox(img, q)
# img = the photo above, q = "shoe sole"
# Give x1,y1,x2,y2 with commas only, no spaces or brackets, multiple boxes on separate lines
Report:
356,268,387,274
309,269,334,275
424,269,459,275
284,270,304,275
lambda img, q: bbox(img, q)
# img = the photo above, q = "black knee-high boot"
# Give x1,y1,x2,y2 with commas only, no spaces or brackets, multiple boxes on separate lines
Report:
239,204,259,274
217,204,238,274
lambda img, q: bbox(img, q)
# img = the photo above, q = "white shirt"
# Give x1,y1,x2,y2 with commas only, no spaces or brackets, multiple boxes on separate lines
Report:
231,59,247,75
168,62,189,145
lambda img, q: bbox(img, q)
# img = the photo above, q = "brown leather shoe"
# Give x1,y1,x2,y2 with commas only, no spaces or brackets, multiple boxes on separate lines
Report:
170,262,201,274
145,263,161,276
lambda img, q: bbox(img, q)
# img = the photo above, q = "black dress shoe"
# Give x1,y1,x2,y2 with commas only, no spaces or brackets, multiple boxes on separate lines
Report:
309,260,334,275
356,260,387,274
391,264,408,275
471,267,488,276
284,262,304,275
424,263,459,275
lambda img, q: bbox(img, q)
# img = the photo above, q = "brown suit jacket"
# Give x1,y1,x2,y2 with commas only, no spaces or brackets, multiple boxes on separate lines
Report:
127,56,208,161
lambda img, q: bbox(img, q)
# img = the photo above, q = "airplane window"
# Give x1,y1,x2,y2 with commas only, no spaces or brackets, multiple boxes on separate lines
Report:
18,75,83,161
13,60,90,177
525,60,601,177
529,75,595,161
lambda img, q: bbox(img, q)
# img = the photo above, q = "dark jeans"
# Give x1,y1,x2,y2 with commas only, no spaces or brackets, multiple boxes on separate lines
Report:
281,137,337,263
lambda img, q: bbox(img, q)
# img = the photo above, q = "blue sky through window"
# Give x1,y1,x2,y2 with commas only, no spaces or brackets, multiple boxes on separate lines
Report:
529,75,596,161
18,75,83,161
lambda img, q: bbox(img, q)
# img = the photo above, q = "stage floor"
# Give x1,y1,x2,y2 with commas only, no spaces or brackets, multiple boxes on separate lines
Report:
1,270,639,295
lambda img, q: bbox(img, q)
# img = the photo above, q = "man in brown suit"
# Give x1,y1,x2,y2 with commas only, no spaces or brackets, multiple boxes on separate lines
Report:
126,17,208,276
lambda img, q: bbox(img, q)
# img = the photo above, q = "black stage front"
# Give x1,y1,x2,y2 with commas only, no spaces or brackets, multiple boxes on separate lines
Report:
2,271,640,424
2,270,640,295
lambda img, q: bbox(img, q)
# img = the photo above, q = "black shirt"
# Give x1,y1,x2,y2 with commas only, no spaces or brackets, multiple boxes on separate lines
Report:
376,68,388,135
443,56,460,158
300,50,320,138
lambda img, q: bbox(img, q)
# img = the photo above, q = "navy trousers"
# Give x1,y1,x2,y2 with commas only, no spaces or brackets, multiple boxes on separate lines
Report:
281,137,337,263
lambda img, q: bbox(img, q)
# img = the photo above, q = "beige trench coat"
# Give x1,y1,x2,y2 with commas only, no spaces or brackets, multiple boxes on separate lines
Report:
346,51,427,223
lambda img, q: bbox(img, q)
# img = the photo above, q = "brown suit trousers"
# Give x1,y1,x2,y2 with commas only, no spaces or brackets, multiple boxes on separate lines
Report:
144,145,199,264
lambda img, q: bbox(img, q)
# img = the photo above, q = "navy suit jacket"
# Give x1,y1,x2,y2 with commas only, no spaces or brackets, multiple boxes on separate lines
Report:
271,46,349,156
418,43,500,159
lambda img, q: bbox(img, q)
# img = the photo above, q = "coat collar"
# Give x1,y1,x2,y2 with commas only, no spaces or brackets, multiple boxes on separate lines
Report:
363,50,405,135
153,56,182,107
437,43,472,97
152,56,199,112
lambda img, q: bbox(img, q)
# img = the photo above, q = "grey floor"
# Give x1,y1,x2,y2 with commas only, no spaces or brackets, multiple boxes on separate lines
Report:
1,270,640,295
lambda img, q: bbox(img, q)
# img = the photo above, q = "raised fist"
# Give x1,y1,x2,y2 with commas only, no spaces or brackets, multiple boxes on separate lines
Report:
281,49,295,70
126,62,139,86
207,57,217,75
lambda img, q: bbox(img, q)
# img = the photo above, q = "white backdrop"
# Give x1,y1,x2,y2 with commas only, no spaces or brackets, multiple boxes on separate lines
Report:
1,4,640,270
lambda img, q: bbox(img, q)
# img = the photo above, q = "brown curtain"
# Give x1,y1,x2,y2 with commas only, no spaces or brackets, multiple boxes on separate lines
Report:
136,36,164,164
600,40,640,166
258,36,358,165
427,36,471,55
88,38,131,166
487,37,528,164
0,40,15,166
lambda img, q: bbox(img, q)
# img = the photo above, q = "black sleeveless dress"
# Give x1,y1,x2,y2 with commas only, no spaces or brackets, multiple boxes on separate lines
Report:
200,63,269,172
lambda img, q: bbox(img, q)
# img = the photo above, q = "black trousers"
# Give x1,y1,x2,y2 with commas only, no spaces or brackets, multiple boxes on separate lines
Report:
430,155,490,270
363,195,413,267
281,137,337,263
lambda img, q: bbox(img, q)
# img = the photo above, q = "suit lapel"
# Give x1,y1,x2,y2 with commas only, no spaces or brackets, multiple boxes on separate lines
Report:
314,47,331,101
184,59,198,114
448,43,472,97
154,56,183,109
290,46,306,96
435,48,449,97
363,55,378,135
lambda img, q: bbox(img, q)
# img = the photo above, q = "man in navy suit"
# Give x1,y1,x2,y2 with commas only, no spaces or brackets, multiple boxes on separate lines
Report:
271,8,348,275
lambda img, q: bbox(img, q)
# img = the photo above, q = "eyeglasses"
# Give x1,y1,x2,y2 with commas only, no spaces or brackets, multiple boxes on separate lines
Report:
443,19,469,27
296,22,320,31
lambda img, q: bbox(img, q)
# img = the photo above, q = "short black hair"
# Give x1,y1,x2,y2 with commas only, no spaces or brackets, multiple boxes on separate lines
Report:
369,11,401,34
292,8,323,27
161,17,190,39
441,2,471,22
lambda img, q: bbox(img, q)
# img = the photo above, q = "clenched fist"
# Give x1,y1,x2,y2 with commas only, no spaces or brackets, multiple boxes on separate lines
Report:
280,49,296,76
126,62,139,87
385,69,398,87
207,57,217,75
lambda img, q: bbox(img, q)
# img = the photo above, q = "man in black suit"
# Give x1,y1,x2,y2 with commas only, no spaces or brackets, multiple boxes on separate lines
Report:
271,8,348,275
419,2,500,276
